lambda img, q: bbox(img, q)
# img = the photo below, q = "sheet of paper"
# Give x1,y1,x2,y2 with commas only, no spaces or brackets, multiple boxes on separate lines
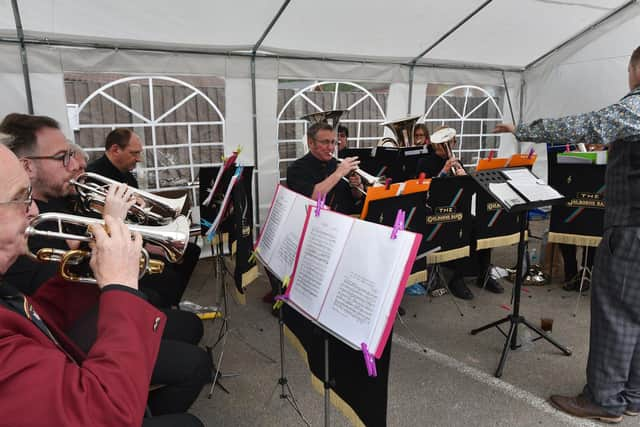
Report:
317,218,413,350
488,182,526,208
287,209,353,318
268,195,314,279
502,168,539,184
509,182,563,202
257,185,296,259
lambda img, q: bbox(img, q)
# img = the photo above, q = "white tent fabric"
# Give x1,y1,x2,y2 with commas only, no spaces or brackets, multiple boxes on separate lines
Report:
0,0,638,219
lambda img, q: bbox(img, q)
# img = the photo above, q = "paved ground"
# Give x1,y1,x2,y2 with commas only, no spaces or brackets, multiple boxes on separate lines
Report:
180,219,635,427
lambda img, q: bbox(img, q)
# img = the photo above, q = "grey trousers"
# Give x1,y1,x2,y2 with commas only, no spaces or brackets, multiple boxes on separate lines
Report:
584,226,640,415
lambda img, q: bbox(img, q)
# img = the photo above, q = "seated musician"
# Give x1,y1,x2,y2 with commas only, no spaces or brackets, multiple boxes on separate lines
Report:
337,124,349,155
415,127,504,300
0,115,210,420
413,123,430,146
288,122,364,212
85,127,201,308
0,141,204,427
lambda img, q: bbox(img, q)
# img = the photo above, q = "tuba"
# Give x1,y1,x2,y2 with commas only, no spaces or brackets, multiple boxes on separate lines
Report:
25,212,190,284
379,115,422,147
71,172,189,226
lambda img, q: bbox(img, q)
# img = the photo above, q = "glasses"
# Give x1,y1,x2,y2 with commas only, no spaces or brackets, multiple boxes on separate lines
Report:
25,149,76,168
313,138,337,146
0,185,33,212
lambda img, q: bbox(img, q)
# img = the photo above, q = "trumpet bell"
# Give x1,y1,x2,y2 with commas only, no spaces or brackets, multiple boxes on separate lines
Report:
71,172,189,225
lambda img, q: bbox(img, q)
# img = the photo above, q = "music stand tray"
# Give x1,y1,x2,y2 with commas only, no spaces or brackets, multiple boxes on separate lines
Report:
468,168,572,378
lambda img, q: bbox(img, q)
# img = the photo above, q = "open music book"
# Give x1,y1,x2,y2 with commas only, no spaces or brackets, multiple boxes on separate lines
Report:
284,206,421,358
254,185,315,280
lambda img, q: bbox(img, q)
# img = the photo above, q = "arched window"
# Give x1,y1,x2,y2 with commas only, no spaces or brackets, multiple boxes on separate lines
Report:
67,75,225,204
276,81,387,181
423,85,503,168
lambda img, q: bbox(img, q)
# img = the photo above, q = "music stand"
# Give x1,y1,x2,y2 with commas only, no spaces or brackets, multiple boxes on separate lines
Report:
469,168,572,377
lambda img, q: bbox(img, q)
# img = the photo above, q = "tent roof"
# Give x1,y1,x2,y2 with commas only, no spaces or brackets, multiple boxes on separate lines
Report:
0,0,634,70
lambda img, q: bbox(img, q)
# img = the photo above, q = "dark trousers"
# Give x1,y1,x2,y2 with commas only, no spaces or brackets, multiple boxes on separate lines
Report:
144,242,201,308
559,243,596,282
584,227,640,415
442,248,492,284
142,413,203,427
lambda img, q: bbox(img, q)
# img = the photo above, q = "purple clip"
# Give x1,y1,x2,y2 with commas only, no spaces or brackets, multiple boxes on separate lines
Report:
361,343,377,377
391,209,405,239
315,193,326,216
274,294,288,302
527,147,535,159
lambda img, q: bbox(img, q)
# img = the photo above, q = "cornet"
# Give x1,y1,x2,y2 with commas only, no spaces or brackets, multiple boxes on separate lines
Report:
71,172,189,225
25,212,190,284
430,127,462,175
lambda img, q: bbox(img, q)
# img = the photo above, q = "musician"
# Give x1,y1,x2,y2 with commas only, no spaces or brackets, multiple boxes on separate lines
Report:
494,45,640,423
0,115,210,420
415,128,504,299
0,142,203,427
337,124,349,153
287,122,363,213
87,128,201,307
413,123,430,146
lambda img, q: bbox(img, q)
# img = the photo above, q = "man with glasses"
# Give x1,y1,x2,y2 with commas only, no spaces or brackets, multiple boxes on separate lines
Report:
0,141,204,427
287,122,363,214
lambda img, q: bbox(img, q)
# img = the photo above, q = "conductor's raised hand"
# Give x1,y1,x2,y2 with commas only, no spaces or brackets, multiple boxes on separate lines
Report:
493,123,515,134
337,156,360,177
89,215,142,290
102,183,136,221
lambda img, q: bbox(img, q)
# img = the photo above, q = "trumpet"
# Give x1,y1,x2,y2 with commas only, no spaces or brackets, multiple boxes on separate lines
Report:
26,212,190,284
71,172,189,225
335,157,382,187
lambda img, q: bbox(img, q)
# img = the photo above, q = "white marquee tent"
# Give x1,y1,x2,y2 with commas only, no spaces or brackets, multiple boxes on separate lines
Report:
1,0,639,222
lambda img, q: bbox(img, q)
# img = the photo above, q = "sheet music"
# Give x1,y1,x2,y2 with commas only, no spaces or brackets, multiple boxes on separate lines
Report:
318,219,411,348
502,168,563,202
288,209,353,318
256,185,314,280
489,182,526,208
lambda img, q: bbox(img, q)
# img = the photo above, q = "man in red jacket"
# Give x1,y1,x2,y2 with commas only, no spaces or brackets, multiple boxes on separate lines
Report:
0,142,203,426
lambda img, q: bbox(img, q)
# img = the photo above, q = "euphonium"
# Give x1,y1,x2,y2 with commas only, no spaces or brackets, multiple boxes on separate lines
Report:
71,172,189,225
25,212,190,284
379,115,422,147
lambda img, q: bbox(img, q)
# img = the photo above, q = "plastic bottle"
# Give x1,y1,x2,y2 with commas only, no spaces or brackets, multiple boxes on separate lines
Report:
530,247,538,266
520,329,534,351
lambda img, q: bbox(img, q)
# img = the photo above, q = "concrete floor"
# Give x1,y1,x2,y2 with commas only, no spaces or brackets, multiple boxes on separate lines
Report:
181,219,635,427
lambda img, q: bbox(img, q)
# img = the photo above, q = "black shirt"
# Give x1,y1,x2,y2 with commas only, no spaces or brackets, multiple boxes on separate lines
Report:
286,152,360,215
87,155,139,188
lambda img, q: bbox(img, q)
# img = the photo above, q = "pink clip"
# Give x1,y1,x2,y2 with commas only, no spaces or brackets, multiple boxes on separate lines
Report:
384,178,392,190
488,150,495,161
315,193,326,216
418,172,426,185
391,210,405,239
527,147,535,159
565,144,570,152
361,343,377,377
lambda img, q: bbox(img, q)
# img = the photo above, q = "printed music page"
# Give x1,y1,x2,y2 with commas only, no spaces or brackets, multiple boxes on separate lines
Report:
257,186,314,280
502,168,563,202
267,192,315,280
318,219,414,350
287,208,353,318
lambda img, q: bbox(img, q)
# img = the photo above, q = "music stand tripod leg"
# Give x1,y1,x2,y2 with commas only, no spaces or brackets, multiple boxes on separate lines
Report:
520,318,572,356
495,319,518,378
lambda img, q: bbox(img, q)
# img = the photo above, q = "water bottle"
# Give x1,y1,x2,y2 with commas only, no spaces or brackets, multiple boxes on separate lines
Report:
520,329,534,352
530,247,538,266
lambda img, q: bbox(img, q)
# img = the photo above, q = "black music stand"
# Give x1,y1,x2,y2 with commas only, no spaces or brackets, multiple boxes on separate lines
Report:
469,168,572,377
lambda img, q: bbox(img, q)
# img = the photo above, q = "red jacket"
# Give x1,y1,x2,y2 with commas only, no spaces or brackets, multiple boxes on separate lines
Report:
0,278,165,427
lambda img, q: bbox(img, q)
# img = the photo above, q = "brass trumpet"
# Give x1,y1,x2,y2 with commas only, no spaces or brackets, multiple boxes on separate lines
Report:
26,212,190,284
71,172,189,225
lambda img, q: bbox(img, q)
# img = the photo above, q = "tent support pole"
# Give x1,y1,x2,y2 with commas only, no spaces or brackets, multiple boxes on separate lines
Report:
250,0,292,229
10,0,33,114
501,71,516,125
407,64,415,115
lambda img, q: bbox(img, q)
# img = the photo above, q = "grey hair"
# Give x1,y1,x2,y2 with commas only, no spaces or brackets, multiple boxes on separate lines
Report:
70,142,89,161
0,132,15,149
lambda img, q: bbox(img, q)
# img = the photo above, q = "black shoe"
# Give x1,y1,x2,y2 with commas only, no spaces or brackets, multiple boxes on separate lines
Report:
449,277,474,300
562,277,590,292
478,276,505,294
